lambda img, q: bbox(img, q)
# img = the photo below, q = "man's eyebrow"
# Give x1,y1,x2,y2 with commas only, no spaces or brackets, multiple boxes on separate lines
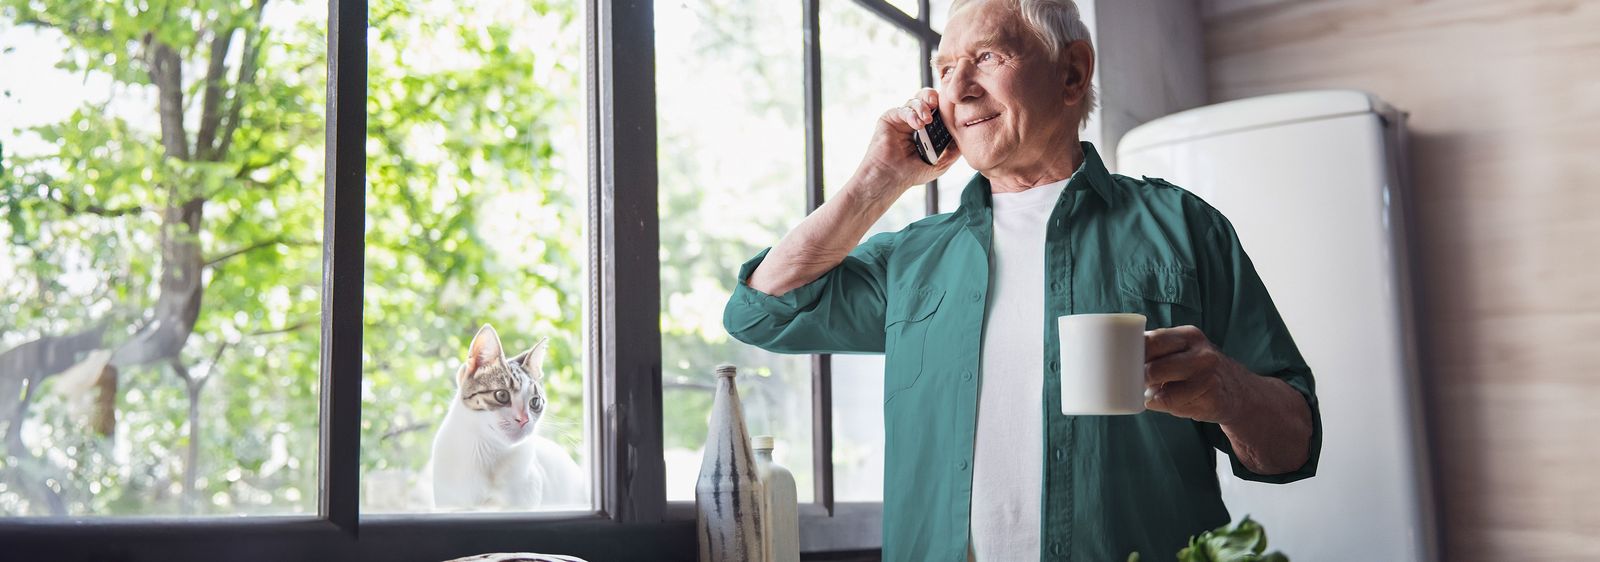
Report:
930,38,1005,68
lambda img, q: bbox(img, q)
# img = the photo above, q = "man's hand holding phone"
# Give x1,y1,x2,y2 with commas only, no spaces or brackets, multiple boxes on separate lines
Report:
845,88,961,203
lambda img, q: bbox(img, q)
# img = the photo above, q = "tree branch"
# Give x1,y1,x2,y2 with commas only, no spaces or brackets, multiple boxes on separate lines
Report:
247,319,315,338
146,38,190,160
380,421,434,442
203,236,314,268
215,0,269,160
0,324,110,449
194,27,236,161
48,198,146,218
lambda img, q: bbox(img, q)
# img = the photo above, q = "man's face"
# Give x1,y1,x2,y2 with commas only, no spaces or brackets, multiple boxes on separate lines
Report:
933,1,1081,174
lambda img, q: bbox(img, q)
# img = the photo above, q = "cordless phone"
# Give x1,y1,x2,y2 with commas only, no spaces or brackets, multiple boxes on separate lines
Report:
912,107,954,166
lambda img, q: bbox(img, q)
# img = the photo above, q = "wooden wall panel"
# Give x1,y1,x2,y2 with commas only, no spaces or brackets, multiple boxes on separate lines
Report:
1203,1,1600,560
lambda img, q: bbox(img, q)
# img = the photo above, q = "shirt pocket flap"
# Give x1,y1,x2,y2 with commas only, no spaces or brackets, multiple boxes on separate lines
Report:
1118,266,1199,308
886,286,945,326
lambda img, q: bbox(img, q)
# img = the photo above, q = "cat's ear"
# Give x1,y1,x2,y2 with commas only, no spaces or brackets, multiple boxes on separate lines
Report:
464,324,505,375
515,337,549,380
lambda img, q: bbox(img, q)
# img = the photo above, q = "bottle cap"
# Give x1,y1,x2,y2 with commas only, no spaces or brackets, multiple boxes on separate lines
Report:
714,363,738,378
752,435,774,450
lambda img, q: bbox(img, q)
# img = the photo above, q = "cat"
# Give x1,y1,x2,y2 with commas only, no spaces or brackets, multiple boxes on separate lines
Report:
429,324,586,510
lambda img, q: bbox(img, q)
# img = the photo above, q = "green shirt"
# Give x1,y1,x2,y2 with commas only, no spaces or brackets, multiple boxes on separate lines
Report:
723,142,1322,562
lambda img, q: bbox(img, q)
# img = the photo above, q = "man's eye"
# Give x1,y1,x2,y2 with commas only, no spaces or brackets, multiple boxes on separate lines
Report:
978,52,997,63
938,66,952,78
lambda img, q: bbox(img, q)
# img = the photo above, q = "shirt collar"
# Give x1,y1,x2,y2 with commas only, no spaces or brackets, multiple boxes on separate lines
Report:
956,141,1119,219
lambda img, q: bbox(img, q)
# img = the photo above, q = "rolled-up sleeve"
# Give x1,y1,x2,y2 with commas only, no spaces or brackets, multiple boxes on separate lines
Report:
1196,209,1323,484
723,232,896,355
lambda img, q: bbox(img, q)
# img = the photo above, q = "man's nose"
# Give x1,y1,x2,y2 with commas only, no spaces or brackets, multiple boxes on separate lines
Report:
944,61,984,103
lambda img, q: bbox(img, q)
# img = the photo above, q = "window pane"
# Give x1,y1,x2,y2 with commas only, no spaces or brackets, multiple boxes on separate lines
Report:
359,0,591,513
822,5,927,235
832,354,887,502
885,0,920,19
0,1,323,516
823,4,925,503
931,0,955,34
655,0,815,503
937,158,978,214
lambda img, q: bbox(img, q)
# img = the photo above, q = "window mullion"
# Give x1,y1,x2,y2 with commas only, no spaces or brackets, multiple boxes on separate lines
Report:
592,0,665,524
320,0,367,534
801,0,836,516
851,0,939,42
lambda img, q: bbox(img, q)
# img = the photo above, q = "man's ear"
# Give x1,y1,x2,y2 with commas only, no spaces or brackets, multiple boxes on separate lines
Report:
1060,40,1095,106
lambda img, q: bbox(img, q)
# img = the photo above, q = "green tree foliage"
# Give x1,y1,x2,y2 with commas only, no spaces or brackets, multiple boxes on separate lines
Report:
0,0,586,515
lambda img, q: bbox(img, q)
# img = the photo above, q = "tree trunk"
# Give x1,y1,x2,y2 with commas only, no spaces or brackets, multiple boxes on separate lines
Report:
173,359,204,515
0,325,107,452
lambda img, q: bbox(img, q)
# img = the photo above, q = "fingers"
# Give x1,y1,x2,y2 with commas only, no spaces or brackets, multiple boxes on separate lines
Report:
912,88,939,123
1144,379,1218,414
897,106,926,131
900,88,942,128
881,106,920,134
1144,325,1203,361
1144,346,1215,387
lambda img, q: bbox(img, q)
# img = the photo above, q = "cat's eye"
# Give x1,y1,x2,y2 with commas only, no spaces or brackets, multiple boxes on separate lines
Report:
492,389,510,405
530,396,544,411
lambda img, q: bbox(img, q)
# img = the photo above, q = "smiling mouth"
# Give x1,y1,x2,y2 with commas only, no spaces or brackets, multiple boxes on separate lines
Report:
964,113,1000,127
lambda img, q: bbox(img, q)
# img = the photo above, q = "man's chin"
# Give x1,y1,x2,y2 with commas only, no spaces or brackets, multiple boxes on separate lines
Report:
960,149,998,173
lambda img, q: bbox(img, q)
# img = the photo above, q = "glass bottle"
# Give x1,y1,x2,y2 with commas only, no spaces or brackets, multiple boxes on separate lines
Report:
753,435,799,562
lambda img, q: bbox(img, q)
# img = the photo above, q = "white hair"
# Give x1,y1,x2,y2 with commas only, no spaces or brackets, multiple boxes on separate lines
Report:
947,0,1098,129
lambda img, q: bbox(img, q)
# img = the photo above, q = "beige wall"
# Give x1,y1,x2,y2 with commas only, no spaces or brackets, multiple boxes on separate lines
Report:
1202,0,1600,560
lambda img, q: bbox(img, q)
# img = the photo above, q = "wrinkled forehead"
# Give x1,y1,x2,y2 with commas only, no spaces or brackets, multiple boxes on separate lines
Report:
934,2,1033,65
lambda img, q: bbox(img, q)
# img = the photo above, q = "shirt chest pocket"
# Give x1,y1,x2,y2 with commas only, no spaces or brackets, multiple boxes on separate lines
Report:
883,287,944,405
1117,266,1202,331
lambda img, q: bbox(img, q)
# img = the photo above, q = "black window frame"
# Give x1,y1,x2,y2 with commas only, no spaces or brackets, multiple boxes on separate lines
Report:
0,0,942,559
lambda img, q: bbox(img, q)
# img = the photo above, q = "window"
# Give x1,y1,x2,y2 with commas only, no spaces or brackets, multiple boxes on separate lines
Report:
656,0,959,551
654,0,815,504
1,0,326,517
358,0,593,514
0,0,963,558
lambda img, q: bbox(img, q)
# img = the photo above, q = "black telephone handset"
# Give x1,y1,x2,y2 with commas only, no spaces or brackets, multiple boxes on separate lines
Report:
912,107,954,165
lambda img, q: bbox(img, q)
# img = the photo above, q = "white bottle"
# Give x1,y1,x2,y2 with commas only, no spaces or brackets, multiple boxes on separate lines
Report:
753,435,800,562
696,364,766,562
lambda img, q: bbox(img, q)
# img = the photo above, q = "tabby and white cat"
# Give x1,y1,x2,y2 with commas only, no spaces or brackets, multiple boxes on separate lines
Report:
430,325,585,510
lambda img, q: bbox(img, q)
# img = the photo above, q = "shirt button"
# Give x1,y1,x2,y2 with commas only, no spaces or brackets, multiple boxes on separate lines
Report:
1051,542,1064,555
1054,448,1065,461
1050,281,1063,293
969,291,981,302
961,370,973,381
958,460,969,471
1048,360,1059,371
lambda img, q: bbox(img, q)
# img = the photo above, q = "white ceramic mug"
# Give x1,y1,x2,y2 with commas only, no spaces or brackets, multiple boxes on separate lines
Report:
1057,313,1147,415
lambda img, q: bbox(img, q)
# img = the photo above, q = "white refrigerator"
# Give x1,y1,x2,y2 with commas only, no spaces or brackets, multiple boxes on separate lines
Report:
1116,90,1438,562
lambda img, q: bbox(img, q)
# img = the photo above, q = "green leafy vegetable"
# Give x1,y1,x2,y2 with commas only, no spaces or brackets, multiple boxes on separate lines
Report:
1127,516,1290,562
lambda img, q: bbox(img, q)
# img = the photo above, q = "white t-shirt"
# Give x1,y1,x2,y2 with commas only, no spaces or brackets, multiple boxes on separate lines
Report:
968,176,1072,562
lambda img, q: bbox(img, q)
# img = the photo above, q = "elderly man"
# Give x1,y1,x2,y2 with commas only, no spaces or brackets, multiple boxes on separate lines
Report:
722,0,1320,560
